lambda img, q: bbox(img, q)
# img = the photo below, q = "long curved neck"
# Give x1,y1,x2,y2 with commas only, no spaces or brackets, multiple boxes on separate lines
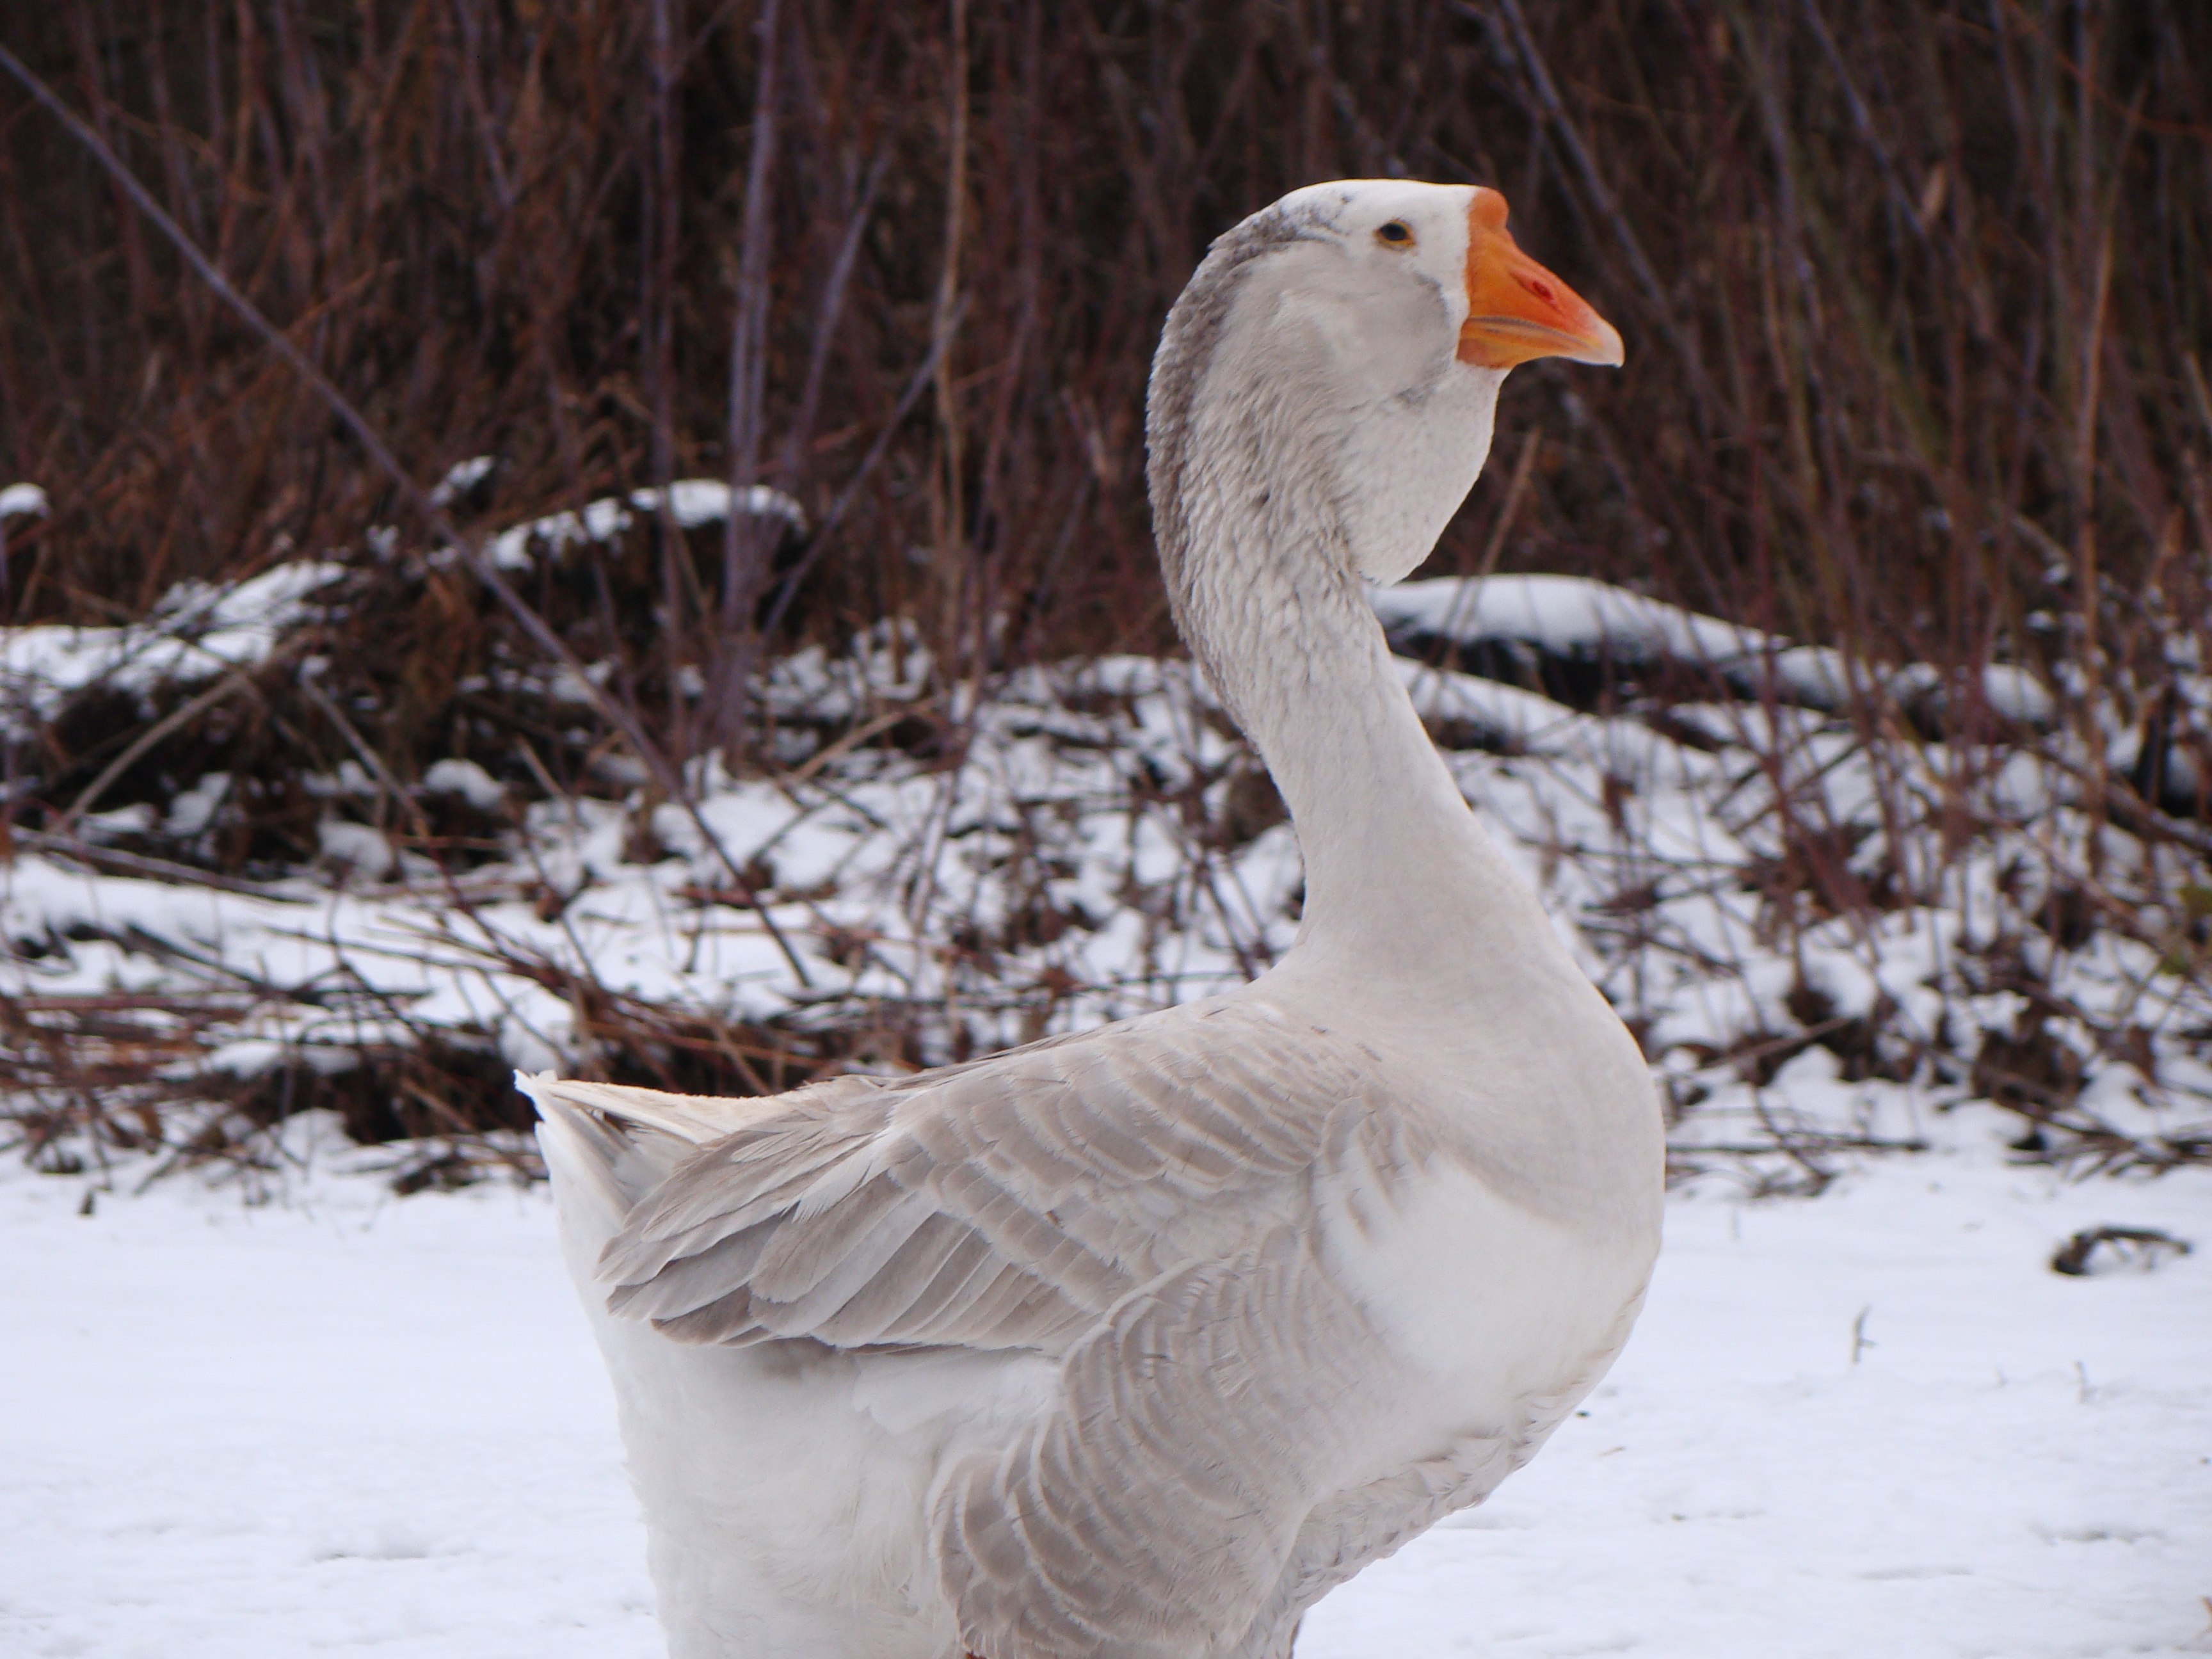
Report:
1167,461,1560,990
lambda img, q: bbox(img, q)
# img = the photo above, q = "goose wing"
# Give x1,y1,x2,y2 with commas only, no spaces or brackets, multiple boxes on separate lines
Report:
531,994,1432,1358
531,993,1453,1658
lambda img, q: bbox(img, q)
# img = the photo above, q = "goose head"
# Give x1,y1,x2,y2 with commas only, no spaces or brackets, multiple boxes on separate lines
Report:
1148,179,1621,604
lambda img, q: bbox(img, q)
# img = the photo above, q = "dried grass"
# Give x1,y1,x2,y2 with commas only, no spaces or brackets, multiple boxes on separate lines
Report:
1,2,2208,1181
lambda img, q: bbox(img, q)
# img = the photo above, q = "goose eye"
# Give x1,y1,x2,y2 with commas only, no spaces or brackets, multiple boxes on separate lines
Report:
1375,221,1413,247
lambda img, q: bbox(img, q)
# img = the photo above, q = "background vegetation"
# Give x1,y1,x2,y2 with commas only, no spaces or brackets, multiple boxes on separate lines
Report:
1,1,2207,1180
5,2,2208,714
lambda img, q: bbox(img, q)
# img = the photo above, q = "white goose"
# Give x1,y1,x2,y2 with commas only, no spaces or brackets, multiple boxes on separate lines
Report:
524,178,1662,1659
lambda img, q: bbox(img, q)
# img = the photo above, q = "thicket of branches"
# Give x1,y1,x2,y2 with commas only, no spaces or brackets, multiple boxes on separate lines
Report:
2,3,2209,1182
4,3,2208,725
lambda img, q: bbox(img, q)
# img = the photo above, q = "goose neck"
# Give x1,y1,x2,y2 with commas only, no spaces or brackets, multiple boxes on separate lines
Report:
1177,530,1551,980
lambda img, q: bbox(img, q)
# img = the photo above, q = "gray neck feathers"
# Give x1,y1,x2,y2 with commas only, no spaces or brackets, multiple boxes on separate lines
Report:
1141,207,1559,979
1144,204,1366,737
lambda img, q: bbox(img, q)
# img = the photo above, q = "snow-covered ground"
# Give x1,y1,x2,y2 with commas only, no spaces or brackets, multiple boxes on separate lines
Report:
5,1121,2206,1658
3,518,2208,1653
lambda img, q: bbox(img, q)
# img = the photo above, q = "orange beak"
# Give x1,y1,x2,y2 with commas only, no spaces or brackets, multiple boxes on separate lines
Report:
1456,188,1624,370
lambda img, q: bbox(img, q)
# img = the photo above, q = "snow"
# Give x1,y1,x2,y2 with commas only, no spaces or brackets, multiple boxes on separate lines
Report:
164,771,232,838
1979,661,2058,726
1373,574,2060,728
478,479,807,570
6,596,2204,1178
316,819,399,882
1303,1144,2212,1658
421,757,508,810
428,455,496,508
3,553,2206,1652
1374,573,1770,669
0,650,1306,1094
1,481,49,521
0,1135,659,1659
4,1124,2204,1656
0,561,344,717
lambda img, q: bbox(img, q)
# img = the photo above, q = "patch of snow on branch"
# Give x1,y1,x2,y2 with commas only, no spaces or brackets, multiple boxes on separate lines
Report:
422,757,508,810
1376,573,1767,667
428,454,497,507
0,482,49,521
483,479,807,570
0,561,345,718
1375,574,2057,728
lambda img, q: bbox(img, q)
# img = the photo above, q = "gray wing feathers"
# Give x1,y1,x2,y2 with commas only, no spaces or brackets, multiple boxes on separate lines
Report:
539,1000,1449,1656
586,999,1400,1358
1237,1439,1517,1658
527,1071,807,1144
934,1228,1394,1659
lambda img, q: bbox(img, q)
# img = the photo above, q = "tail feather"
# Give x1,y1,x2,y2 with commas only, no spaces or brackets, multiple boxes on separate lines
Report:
521,1070,858,1293
523,1073,792,1146
519,1070,777,1231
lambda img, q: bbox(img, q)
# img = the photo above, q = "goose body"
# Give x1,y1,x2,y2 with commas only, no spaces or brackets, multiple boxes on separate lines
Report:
526,179,1663,1659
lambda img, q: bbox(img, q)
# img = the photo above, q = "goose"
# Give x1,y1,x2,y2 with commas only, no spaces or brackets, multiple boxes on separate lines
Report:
522,177,1662,1659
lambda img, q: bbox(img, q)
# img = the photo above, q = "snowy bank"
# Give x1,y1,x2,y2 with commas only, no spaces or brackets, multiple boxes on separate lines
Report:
1,559,2206,1186
3,1126,2205,1656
